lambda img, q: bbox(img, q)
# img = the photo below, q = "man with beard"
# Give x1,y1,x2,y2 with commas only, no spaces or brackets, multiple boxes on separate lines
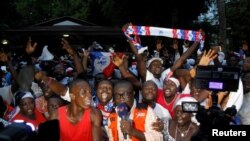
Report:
156,77,191,118
141,80,171,120
141,80,171,140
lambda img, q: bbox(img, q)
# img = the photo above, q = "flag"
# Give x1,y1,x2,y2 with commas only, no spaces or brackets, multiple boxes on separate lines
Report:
90,52,124,78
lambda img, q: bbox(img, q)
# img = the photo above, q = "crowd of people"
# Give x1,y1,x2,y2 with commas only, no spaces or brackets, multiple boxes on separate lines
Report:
0,25,249,141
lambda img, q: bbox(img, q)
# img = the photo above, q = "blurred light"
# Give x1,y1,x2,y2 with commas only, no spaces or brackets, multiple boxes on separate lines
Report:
2,39,8,45
63,34,69,37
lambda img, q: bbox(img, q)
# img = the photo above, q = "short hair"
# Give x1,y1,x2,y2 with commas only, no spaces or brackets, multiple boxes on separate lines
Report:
155,38,163,44
14,91,35,105
47,94,69,105
142,80,157,89
113,79,133,91
97,79,113,87
68,79,89,93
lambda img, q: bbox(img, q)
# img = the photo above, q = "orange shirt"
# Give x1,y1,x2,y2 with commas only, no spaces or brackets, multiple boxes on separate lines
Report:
108,107,147,141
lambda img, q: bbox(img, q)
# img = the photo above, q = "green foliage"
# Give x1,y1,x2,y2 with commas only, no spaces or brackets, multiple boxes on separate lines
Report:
14,0,48,25
14,0,90,26
226,0,250,40
8,0,210,28
0,0,20,28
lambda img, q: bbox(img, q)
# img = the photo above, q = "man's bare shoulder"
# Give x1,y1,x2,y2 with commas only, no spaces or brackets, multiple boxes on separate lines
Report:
90,107,102,119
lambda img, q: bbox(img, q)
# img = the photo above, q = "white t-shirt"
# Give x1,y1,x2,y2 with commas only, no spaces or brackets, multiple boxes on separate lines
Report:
224,79,243,111
238,92,250,125
153,103,171,120
61,87,70,102
146,68,172,90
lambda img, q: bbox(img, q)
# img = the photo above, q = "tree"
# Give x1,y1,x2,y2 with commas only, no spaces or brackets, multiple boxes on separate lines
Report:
226,0,250,46
14,0,90,26
217,0,227,50
96,0,209,28
0,0,20,28
12,0,209,28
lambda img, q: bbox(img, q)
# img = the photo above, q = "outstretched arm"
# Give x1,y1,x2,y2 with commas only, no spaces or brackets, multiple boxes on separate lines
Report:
112,54,141,88
25,37,37,55
174,69,192,90
170,41,199,72
81,50,89,73
171,30,205,72
35,71,68,96
122,23,147,81
61,38,84,75
126,38,147,81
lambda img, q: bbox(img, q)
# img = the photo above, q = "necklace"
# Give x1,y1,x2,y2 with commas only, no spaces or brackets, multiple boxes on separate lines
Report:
175,123,191,138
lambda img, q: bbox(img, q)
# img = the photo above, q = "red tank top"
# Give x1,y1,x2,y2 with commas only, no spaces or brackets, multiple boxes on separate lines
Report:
58,106,93,141
156,89,191,118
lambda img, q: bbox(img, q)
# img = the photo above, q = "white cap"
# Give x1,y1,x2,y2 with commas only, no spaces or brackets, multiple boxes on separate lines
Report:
174,96,200,125
21,91,35,100
168,77,180,88
175,96,197,107
146,57,163,68
66,67,73,73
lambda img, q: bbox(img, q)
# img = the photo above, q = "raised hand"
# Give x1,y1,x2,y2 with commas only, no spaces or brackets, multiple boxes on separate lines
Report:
122,22,132,32
111,53,125,68
61,38,75,56
190,49,217,78
83,49,90,58
199,49,217,66
25,37,37,54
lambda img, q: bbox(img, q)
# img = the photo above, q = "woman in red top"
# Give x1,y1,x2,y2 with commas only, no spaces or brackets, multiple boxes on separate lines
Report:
9,91,46,131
